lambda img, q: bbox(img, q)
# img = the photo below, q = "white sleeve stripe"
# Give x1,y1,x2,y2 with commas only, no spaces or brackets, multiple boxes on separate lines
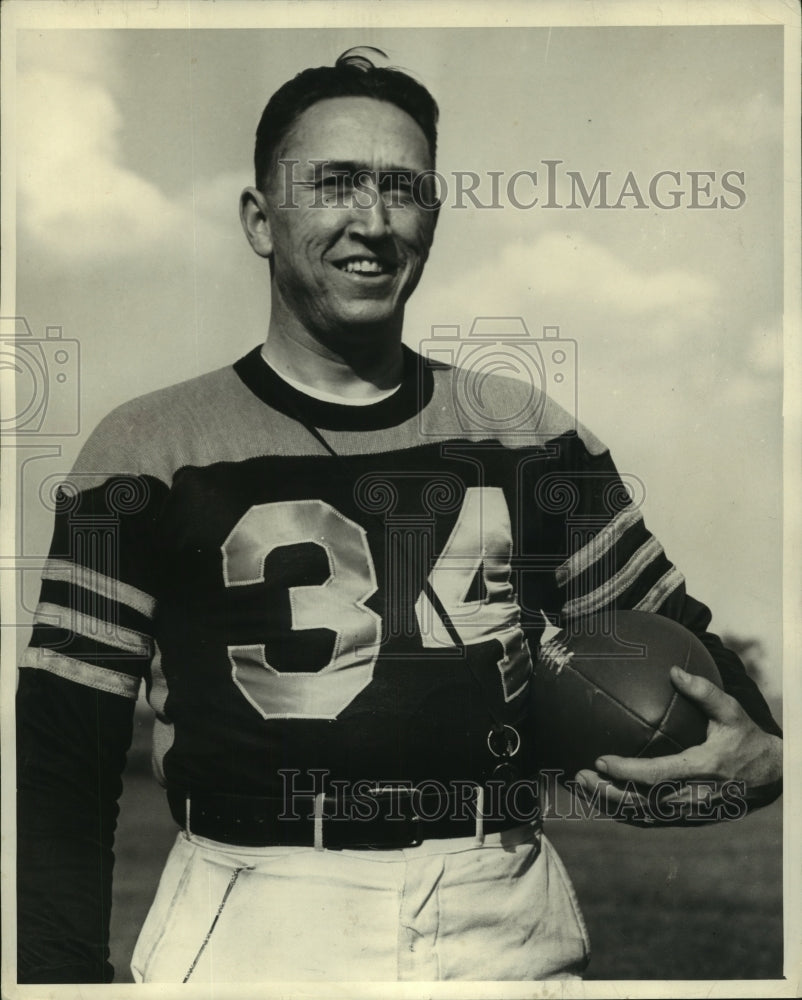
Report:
556,505,643,587
34,601,153,656
42,558,156,618
562,536,664,618
633,566,685,612
20,647,141,699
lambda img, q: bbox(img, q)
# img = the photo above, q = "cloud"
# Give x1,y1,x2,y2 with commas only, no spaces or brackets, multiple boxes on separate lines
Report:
694,92,783,149
15,33,240,264
17,66,187,260
417,230,719,345
406,229,783,457
520,232,716,316
701,321,783,411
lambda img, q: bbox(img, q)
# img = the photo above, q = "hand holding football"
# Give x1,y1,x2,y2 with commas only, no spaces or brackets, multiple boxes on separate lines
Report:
530,610,722,781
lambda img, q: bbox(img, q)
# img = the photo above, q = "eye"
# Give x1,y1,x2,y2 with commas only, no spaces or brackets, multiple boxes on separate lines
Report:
379,171,415,206
315,174,354,205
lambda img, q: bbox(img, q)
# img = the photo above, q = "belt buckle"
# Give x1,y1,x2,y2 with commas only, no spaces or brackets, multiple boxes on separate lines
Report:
366,784,421,848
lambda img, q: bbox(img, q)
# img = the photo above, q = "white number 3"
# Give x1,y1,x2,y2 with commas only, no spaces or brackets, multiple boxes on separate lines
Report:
223,499,381,719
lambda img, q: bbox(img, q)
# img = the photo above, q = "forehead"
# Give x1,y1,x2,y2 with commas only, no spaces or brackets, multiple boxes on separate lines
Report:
278,96,433,172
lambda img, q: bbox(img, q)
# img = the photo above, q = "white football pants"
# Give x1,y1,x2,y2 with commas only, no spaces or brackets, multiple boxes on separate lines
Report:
131,823,589,983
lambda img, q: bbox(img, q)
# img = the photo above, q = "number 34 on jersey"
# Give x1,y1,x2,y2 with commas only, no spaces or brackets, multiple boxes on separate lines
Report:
221,486,531,720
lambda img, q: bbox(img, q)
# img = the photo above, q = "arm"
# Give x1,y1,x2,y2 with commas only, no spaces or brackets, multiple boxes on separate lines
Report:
554,441,781,820
16,419,164,980
17,671,135,983
569,516,782,819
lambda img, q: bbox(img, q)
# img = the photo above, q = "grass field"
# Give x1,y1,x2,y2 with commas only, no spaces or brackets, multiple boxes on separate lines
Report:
108,710,784,984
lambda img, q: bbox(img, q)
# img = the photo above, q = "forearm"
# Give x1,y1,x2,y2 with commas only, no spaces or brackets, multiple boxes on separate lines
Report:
17,670,134,984
662,591,780,736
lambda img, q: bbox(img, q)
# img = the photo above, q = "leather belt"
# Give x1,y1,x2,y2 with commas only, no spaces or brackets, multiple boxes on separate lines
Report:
167,782,540,850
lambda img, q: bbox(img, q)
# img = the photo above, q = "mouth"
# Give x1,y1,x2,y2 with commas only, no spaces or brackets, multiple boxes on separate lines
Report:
332,257,397,277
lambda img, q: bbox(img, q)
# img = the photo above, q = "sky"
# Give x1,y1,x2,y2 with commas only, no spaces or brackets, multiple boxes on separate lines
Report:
9,18,786,692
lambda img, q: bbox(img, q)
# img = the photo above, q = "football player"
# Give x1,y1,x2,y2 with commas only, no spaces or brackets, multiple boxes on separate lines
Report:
17,48,782,984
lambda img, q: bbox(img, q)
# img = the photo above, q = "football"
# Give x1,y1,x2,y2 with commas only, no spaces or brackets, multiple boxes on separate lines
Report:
530,610,722,780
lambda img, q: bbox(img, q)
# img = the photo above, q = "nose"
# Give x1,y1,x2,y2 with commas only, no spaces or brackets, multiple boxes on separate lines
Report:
347,178,390,239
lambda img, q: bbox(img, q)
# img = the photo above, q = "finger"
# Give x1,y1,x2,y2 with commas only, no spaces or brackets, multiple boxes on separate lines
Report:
574,770,618,814
575,769,648,809
575,770,654,824
595,744,708,785
658,780,723,808
651,781,744,825
669,666,742,725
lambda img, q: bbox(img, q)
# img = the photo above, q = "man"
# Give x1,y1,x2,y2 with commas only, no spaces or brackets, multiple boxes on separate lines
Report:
17,48,782,984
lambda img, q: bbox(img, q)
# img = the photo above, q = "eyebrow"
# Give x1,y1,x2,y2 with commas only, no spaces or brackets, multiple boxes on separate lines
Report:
312,160,420,178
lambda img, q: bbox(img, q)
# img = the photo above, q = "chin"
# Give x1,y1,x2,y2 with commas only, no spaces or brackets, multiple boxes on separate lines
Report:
332,305,404,335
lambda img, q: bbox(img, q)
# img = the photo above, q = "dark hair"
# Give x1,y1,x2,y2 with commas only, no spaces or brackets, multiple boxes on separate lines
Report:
254,47,439,190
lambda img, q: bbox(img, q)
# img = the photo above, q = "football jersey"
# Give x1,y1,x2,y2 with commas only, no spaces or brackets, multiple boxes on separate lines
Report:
21,346,778,799
17,344,783,985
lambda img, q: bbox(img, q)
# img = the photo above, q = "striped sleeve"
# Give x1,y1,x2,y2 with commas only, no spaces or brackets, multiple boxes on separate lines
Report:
17,409,171,982
22,469,167,700
557,503,686,619
552,443,780,736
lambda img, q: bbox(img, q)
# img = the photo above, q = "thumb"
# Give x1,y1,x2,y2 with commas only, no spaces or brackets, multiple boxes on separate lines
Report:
669,666,739,725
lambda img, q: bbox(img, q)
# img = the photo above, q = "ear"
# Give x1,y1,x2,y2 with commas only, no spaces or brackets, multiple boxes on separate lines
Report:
239,187,273,259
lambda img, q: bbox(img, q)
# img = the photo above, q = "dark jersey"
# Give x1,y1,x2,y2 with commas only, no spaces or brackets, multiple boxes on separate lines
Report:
17,346,781,981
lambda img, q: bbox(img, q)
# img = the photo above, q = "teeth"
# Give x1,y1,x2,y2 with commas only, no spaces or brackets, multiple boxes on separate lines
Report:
343,260,385,274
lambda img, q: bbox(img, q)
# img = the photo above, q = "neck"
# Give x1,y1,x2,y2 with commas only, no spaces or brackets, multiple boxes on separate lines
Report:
264,299,405,399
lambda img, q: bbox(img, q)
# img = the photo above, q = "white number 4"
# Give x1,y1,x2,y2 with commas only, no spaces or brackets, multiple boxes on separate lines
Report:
415,487,530,702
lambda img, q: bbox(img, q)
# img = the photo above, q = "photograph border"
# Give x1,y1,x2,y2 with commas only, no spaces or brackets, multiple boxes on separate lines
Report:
1,2,799,997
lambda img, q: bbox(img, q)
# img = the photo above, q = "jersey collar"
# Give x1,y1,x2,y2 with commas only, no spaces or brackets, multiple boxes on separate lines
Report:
233,344,434,432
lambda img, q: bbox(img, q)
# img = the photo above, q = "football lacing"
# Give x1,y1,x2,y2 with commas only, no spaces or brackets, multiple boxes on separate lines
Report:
537,638,574,676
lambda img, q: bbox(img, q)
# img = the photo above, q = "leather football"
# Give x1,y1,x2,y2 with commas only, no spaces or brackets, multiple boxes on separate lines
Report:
531,610,722,780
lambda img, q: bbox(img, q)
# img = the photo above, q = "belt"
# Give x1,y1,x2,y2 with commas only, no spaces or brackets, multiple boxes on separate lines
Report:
167,781,541,850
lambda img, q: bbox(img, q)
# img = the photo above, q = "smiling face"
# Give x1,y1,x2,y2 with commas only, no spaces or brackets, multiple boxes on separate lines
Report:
253,97,438,350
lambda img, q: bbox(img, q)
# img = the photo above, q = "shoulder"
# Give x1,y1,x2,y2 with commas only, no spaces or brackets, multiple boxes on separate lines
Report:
72,363,246,483
425,355,609,457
